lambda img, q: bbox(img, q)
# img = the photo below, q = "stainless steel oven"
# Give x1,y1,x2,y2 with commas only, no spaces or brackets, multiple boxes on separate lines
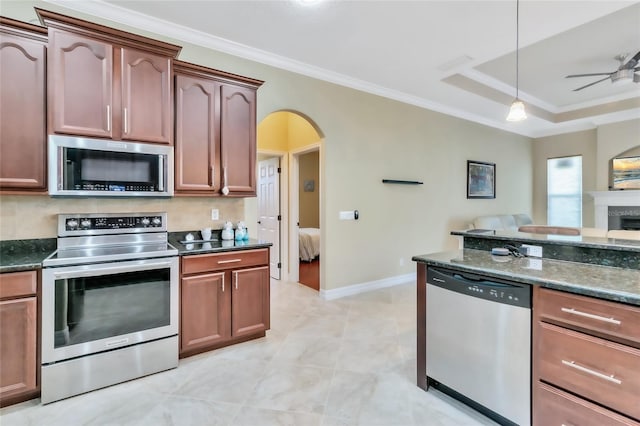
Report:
42,213,178,404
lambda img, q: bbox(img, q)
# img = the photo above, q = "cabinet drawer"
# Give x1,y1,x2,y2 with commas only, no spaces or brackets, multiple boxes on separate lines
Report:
536,287,640,347
0,271,37,299
534,382,638,426
537,322,640,420
182,249,268,275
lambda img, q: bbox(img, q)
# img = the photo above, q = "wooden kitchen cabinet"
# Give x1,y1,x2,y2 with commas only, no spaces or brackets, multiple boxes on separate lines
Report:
173,60,263,197
533,287,640,425
39,8,179,144
0,270,39,407
220,84,257,196
0,18,47,193
180,248,270,357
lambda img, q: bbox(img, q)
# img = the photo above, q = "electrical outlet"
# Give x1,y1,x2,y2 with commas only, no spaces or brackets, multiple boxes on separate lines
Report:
399,258,405,266
521,244,542,258
211,209,219,220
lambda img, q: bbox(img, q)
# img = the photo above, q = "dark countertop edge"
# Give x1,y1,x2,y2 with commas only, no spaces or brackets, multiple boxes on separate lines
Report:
0,263,43,274
171,240,272,256
1,237,271,272
451,230,640,252
412,251,640,306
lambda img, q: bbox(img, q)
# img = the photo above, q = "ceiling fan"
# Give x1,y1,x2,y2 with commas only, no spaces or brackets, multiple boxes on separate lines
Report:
566,51,640,91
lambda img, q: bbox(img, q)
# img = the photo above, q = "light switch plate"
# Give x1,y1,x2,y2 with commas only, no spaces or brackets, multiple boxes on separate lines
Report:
211,209,219,220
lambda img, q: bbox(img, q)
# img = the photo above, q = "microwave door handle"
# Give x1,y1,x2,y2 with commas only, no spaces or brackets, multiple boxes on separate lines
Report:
158,155,164,192
58,147,64,190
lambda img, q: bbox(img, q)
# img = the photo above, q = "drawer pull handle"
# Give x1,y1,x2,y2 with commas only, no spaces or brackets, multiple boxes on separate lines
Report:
560,307,621,325
432,277,445,283
561,360,622,385
218,259,242,264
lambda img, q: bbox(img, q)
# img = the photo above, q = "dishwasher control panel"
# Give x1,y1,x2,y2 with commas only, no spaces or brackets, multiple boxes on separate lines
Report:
427,267,531,308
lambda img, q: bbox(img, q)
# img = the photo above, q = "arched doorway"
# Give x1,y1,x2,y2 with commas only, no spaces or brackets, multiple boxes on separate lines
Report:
251,111,323,290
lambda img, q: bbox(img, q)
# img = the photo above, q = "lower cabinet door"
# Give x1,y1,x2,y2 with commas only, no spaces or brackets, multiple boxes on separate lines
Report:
0,297,37,402
180,272,230,354
534,382,637,426
231,266,270,338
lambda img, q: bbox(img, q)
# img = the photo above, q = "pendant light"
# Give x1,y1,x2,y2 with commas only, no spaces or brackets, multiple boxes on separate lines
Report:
506,0,527,122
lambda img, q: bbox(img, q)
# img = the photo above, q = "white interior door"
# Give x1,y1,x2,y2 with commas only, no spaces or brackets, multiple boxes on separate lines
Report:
258,157,281,279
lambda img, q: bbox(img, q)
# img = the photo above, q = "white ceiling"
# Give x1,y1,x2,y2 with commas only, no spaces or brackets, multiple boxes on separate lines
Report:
45,0,640,138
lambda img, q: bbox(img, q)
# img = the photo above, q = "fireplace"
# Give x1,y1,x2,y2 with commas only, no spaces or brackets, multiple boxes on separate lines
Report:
608,206,640,230
588,191,640,230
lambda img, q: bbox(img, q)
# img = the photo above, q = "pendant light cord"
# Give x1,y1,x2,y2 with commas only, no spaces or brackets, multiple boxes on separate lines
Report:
515,0,520,99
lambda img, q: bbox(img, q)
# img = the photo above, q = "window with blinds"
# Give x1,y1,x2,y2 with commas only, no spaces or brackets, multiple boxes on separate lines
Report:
547,155,582,227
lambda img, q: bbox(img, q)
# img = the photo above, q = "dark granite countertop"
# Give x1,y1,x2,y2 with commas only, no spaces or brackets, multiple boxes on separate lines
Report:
0,238,57,273
451,229,640,252
413,249,640,306
169,232,271,255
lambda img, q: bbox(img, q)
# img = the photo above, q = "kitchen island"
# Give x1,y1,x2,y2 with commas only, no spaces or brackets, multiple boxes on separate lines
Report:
414,231,640,426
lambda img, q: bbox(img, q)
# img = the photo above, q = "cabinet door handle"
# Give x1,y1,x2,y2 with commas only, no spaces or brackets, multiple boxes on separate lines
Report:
221,277,224,292
561,360,622,385
560,307,621,325
233,271,238,290
124,107,128,134
106,105,111,132
217,259,242,264
210,165,215,187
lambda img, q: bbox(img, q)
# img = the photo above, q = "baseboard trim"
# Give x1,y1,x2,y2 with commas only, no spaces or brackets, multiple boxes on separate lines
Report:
319,272,416,301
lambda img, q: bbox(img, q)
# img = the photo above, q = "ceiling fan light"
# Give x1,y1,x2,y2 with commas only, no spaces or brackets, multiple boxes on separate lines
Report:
507,99,527,122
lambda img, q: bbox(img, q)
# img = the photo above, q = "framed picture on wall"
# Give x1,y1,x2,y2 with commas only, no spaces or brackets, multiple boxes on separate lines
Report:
467,160,495,199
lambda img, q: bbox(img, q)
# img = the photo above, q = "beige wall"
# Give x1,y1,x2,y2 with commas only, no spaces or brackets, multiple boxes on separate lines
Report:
299,151,319,228
2,2,532,292
532,129,597,226
596,119,640,190
532,119,639,228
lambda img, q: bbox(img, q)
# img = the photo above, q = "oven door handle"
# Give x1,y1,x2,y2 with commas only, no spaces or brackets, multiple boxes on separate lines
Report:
52,261,172,279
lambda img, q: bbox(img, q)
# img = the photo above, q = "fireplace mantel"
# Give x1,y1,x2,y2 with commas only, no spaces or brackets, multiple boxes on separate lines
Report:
587,191,640,229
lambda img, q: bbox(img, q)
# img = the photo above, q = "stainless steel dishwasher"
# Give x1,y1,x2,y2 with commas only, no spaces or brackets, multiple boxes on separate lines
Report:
426,267,531,426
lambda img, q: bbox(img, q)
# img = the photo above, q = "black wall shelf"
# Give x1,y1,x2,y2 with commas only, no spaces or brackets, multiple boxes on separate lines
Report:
382,179,423,185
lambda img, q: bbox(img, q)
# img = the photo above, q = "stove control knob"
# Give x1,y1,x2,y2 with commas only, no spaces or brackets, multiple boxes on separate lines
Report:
66,219,78,228
80,219,91,228
141,218,151,226
152,217,162,226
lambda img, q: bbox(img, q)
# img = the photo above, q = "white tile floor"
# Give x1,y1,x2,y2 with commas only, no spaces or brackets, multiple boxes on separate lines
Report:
1,280,497,426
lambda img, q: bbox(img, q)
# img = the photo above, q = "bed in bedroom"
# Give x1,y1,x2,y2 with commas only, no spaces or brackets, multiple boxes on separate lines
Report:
299,228,320,262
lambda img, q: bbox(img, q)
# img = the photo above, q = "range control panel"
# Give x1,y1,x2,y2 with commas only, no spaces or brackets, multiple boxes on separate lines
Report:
58,213,167,236
65,216,163,231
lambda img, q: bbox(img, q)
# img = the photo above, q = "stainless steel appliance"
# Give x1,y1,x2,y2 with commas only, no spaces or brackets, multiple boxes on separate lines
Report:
42,213,178,404
426,267,531,426
48,135,174,197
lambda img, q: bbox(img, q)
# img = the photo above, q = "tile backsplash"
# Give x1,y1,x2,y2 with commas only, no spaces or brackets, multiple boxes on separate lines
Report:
0,195,245,240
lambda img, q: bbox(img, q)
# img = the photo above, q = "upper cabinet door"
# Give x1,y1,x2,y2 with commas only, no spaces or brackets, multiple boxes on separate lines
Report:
0,29,47,190
49,29,113,138
174,74,219,192
220,84,257,196
121,48,172,144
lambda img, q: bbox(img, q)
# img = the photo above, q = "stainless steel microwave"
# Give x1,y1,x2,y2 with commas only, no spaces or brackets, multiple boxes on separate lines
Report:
48,135,174,197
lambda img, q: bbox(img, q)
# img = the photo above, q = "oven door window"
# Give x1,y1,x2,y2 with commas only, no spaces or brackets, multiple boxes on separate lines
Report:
53,268,170,348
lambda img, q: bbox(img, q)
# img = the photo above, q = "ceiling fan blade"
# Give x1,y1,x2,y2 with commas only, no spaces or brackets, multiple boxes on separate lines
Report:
621,50,640,70
566,72,612,78
572,76,611,91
